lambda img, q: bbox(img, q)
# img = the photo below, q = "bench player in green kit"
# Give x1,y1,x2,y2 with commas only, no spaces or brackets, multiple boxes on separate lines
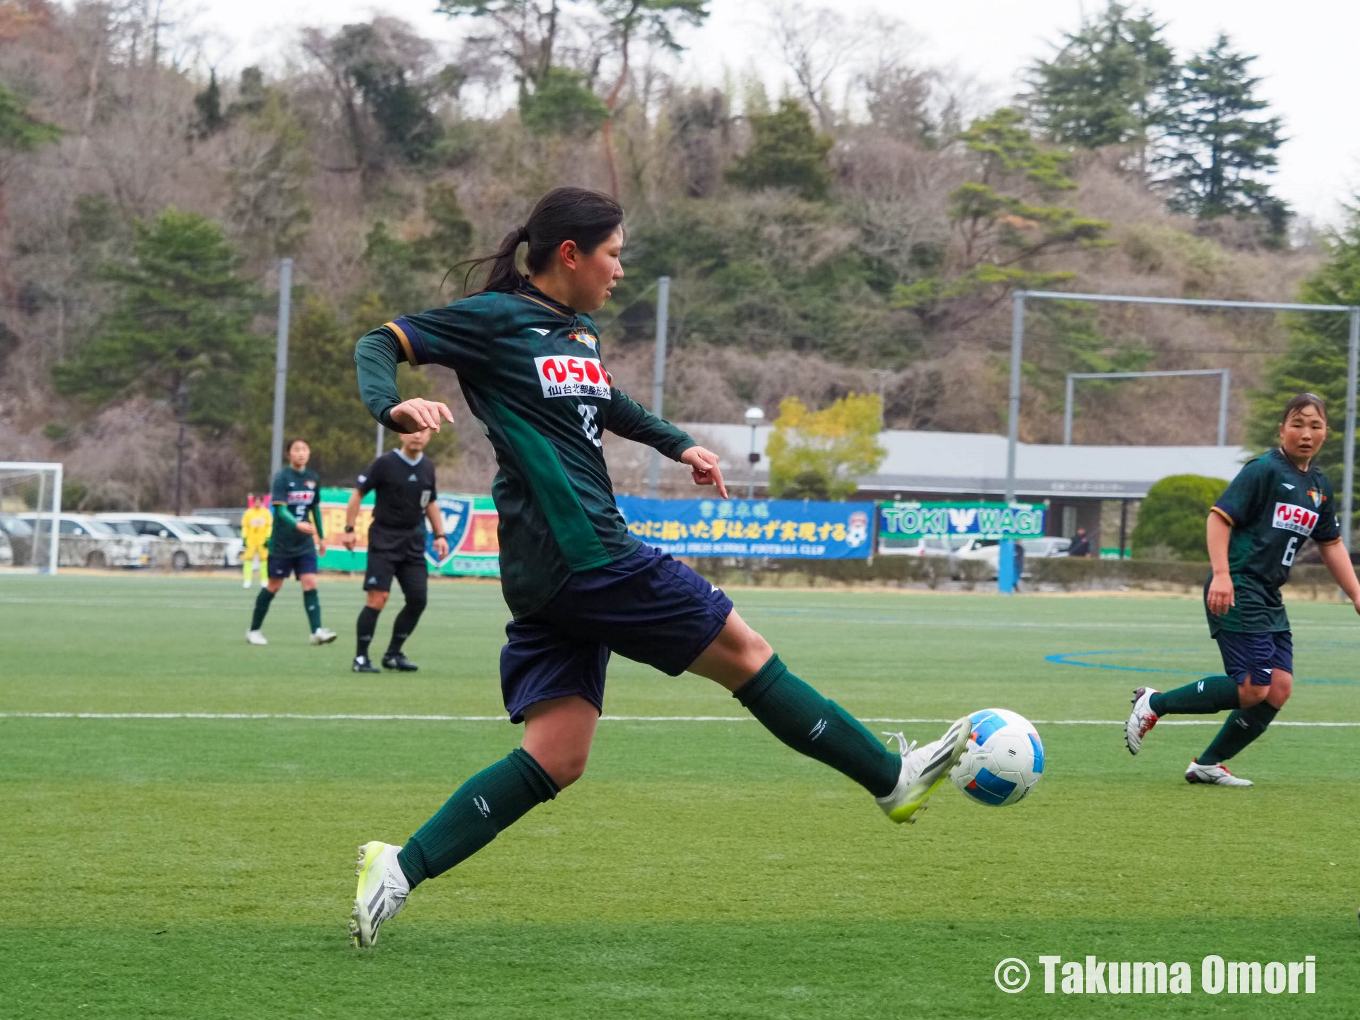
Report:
1125,393,1360,784
346,187,973,947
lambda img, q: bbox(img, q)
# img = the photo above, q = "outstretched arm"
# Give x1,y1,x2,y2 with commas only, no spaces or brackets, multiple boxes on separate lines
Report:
1318,540,1360,614
355,328,454,434
605,387,696,459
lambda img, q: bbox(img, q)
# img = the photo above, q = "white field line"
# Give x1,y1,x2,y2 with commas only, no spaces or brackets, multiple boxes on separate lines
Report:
0,712,1357,727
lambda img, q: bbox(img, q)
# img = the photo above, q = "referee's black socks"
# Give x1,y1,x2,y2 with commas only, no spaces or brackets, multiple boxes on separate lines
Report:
356,605,380,659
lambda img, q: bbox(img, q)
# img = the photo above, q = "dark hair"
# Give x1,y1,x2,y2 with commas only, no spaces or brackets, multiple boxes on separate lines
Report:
455,187,624,295
287,437,309,452
1281,393,1327,424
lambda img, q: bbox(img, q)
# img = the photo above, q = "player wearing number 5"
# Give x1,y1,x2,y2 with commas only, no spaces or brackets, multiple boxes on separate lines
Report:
1126,393,1360,784
341,428,449,673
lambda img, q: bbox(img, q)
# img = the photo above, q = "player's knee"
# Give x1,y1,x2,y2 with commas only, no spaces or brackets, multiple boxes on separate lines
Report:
741,628,774,673
1239,682,1268,706
406,593,428,613
367,591,389,610
1268,673,1293,705
542,749,590,788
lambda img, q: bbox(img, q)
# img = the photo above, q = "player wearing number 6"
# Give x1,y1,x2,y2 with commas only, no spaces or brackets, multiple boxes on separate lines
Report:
1125,393,1360,785
347,186,970,948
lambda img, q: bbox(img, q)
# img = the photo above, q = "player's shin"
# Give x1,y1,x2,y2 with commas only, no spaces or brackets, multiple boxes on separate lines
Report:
1149,675,1240,715
250,587,275,630
1199,701,1278,765
396,748,559,888
303,589,322,632
732,654,900,798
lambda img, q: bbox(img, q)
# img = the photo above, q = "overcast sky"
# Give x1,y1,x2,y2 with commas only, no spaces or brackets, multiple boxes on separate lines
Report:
191,0,1360,226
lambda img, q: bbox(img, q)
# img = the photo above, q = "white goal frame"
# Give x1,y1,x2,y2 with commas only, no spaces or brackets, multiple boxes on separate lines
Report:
0,461,63,574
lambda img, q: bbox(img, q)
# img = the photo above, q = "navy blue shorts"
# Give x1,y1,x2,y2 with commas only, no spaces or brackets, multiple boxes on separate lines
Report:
268,550,319,579
500,544,734,723
1215,630,1293,686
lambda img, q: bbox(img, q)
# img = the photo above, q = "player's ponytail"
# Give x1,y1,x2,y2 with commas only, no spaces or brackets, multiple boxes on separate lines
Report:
454,187,624,296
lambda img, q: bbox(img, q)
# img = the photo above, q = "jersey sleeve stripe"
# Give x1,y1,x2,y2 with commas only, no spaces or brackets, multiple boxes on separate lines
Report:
1210,505,1234,525
386,318,426,366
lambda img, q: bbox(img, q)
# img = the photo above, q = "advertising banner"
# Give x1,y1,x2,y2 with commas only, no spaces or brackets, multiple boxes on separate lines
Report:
615,495,874,559
316,488,500,577
878,501,1046,541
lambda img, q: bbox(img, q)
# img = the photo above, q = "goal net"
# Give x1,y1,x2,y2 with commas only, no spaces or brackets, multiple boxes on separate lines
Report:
0,461,62,573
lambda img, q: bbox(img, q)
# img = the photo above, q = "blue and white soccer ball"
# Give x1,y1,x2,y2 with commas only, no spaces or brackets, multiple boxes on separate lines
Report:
949,708,1045,806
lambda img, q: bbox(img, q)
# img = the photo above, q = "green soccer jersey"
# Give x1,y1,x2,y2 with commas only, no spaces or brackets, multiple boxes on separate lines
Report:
354,282,696,618
269,466,323,559
1205,448,1342,634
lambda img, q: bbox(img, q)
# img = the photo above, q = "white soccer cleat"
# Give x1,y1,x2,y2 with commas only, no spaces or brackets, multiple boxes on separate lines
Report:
246,629,268,646
876,716,970,824
310,627,338,645
1185,759,1253,787
1125,686,1160,755
351,841,409,947
242,579,251,589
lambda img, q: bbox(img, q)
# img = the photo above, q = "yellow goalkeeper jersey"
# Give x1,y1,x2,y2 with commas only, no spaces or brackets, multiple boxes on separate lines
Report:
241,506,272,548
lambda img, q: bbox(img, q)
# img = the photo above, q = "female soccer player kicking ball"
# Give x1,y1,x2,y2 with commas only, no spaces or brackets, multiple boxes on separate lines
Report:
1125,393,1360,785
348,187,970,947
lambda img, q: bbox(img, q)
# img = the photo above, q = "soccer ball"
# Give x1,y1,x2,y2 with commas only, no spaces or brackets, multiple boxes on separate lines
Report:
949,708,1045,807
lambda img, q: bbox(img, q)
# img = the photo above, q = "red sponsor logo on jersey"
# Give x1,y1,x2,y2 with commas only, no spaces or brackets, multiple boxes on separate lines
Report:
1272,501,1318,535
534,356,611,399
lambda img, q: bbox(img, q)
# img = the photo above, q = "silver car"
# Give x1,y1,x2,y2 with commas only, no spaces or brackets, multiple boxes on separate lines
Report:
97,513,230,570
16,513,150,568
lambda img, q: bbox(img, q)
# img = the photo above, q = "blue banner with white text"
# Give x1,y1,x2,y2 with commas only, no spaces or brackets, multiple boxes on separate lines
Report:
615,496,875,559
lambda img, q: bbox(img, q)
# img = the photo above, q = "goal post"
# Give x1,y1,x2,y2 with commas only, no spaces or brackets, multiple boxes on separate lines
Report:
0,461,63,574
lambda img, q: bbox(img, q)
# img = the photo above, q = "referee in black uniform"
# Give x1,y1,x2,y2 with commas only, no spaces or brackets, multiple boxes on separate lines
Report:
341,428,449,672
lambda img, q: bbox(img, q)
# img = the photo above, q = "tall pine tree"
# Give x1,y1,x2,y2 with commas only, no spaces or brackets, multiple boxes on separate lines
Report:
53,210,259,512
1157,33,1288,240
1027,2,1176,171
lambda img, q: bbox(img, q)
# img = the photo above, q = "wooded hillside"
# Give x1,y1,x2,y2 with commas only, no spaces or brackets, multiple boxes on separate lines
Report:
0,0,1345,510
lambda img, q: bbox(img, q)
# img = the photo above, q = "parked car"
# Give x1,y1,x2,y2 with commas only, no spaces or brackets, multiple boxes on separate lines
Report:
0,512,35,566
879,534,971,558
97,513,231,570
16,513,150,569
949,536,1073,580
181,516,244,566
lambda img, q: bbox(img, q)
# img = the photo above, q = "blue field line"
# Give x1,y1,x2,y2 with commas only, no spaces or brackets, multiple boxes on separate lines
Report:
1046,649,1360,686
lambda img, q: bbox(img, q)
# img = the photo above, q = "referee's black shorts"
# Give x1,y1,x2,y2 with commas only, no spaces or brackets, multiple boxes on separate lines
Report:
363,526,429,596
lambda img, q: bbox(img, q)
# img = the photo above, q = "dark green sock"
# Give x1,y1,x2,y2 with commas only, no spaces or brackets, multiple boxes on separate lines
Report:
250,587,275,630
303,589,321,632
397,748,559,888
1199,701,1278,766
1149,675,1240,716
733,654,900,798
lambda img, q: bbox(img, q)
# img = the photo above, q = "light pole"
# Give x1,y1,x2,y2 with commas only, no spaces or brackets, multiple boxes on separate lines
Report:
744,406,764,499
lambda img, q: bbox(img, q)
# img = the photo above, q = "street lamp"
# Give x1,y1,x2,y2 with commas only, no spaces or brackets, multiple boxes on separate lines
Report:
744,406,764,499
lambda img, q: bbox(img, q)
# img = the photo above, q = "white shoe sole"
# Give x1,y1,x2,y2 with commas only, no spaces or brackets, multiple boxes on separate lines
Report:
886,716,971,824
351,841,393,947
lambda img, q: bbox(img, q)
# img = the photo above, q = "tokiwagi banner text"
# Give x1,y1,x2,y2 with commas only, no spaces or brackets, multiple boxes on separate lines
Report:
879,501,1046,540
616,496,874,559
317,488,500,577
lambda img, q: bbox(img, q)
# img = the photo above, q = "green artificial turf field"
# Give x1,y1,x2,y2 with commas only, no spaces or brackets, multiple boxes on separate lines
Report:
2,573,1357,1019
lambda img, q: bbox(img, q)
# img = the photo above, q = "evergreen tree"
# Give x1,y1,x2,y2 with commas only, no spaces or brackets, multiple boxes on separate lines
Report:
1027,2,1175,169
53,209,259,511
1158,34,1288,235
0,79,62,152
727,97,833,201
894,108,1108,328
192,70,226,138
1248,203,1360,519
